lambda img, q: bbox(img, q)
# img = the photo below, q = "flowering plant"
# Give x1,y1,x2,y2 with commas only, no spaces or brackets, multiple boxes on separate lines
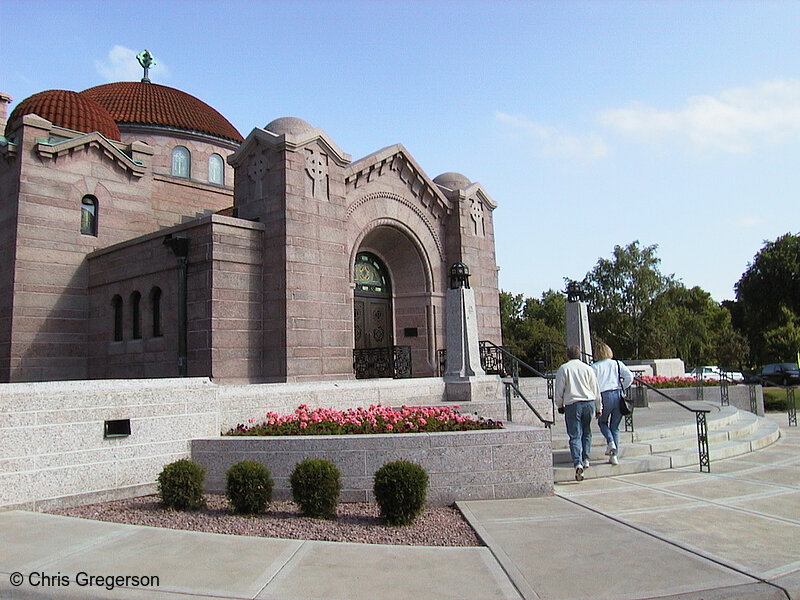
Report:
640,376,721,389
225,404,503,436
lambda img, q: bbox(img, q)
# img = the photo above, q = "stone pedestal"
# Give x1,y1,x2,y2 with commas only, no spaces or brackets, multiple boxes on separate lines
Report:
565,300,592,359
444,286,489,402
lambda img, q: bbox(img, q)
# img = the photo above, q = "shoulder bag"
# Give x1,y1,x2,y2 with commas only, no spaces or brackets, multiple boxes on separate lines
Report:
617,360,633,416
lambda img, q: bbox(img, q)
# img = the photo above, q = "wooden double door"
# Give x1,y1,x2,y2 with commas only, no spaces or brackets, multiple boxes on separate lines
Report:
354,296,392,350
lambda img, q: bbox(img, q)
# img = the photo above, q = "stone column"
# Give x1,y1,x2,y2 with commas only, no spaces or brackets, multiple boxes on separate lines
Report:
565,282,593,359
444,263,498,402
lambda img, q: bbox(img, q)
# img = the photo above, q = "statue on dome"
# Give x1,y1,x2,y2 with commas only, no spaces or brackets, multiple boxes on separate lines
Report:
136,50,156,83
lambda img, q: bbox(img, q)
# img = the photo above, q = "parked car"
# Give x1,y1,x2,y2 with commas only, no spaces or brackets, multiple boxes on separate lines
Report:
759,363,800,387
684,366,745,382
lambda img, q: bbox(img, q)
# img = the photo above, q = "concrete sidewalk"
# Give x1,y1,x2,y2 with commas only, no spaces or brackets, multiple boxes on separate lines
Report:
0,415,798,600
463,414,800,600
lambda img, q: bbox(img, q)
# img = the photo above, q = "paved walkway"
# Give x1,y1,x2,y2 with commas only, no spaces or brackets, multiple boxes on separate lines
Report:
0,414,798,600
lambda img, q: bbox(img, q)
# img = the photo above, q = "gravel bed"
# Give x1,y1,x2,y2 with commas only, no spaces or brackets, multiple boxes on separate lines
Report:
49,494,483,547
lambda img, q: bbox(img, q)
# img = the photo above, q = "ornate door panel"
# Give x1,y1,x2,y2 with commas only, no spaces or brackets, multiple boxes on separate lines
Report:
353,252,397,378
354,299,391,349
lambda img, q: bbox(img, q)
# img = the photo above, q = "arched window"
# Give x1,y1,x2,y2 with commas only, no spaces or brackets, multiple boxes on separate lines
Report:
171,146,191,178
150,287,163,337
354,252,391,294
131,291,142,340
81,195,98,236
112,295,123,342
208,153,224,185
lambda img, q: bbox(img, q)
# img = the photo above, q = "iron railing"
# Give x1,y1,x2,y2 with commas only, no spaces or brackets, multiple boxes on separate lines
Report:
749,376,797,427
353,346,412,379
438,341,553,427
479,341,554,428
634,376,712,473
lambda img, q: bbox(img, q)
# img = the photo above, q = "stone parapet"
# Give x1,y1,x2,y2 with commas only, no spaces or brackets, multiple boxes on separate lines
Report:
192,423,553,505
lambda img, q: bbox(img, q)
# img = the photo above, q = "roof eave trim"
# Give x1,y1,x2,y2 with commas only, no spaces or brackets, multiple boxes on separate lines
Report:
35,132,146,178
460,182,498,209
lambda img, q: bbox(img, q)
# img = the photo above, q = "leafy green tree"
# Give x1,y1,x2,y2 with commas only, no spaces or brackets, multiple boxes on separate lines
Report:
763,307,800,363
641,286,748,368
580,241,676,359
735,233,800,364
500,290,565,369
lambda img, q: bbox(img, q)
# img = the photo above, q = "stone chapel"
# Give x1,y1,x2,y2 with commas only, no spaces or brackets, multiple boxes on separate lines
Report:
0,72,501,384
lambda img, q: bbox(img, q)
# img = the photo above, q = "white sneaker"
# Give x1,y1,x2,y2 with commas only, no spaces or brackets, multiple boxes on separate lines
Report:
609,454,619,466
605,442,617,456
575,466,584,481
583,460,590,469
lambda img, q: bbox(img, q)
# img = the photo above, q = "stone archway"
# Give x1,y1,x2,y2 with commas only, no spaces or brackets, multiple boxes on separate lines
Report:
352,223,435,378
353,252,395,378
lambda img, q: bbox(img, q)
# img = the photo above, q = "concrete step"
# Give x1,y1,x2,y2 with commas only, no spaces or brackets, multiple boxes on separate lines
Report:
554,455,673,482
553,408,779,482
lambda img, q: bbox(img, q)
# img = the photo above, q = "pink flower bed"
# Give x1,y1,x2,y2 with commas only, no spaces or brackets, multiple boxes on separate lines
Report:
640,375,720,389
225,404,503,436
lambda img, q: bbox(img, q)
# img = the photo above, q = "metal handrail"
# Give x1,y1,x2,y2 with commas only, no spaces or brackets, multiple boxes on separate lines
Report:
504,380,554,428
477,341,555,428
634,376,712,472
480,340,549,378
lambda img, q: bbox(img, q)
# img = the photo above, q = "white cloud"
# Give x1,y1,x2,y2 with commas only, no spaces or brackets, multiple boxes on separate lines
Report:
734,216,764,228
494,111,609,159
600,80,800,153
94,46,169,82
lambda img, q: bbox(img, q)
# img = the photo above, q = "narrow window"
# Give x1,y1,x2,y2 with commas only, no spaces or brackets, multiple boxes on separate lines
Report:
150,286,163,337
131,291,142,340
208,153,224,185
112,295,123,341
81,195,98,236
171,146,191,178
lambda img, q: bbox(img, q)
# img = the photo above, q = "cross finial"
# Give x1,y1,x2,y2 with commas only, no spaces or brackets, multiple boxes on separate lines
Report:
136,49,156,83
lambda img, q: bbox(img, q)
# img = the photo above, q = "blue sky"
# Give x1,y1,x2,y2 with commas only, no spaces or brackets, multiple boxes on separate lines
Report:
3,1,798,302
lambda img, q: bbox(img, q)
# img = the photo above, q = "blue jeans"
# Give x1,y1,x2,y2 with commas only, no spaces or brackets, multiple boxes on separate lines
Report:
599,389,623,450
564,401,595,468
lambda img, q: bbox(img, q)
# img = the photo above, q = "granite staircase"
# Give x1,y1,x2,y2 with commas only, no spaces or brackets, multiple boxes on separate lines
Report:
552,404,780,482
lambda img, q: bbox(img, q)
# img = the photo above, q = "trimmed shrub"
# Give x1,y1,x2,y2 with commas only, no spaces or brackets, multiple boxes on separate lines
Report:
226,460,273,515
157,459,206,511
290,458,341,519
373,460,428,526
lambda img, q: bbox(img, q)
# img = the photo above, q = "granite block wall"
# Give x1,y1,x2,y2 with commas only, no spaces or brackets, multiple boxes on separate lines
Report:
87,215,264,380
0,376,555,510
192,423,553,505
0,378,219,510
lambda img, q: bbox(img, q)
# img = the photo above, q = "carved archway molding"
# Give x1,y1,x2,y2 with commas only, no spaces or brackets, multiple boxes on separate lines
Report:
349,217,436,294
346,191,444,262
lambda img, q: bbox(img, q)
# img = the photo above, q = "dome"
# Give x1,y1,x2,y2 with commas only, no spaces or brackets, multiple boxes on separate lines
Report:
433,172,471,190
81,82,243,143
265,116,314,136
6,90,121,141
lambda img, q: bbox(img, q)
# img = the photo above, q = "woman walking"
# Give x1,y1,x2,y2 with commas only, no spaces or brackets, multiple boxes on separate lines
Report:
592,343,634,465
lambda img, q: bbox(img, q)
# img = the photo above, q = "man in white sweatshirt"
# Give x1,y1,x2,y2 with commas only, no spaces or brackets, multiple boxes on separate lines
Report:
554,345,601,481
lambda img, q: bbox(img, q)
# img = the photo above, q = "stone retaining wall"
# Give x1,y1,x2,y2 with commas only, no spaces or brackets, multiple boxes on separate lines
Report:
0,375,544,510
191,424,553,505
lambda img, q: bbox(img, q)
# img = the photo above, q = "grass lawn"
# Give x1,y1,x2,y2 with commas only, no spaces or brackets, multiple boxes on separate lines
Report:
763,387,796,412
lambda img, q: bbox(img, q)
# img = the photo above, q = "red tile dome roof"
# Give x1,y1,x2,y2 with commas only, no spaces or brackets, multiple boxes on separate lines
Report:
6,90,121,141
81,82,243,143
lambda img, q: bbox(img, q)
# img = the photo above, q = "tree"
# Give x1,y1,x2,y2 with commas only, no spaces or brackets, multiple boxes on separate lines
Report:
640,286,748,368
580,241,676,359
735,233,800,364
500,290,566,369
763,307,800,363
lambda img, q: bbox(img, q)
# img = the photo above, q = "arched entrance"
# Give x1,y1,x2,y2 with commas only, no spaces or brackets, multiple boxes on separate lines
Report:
353,252,400,378
353,252,392,351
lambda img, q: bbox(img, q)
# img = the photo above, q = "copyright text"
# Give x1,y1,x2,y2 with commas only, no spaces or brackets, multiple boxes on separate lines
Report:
9,571,160,591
